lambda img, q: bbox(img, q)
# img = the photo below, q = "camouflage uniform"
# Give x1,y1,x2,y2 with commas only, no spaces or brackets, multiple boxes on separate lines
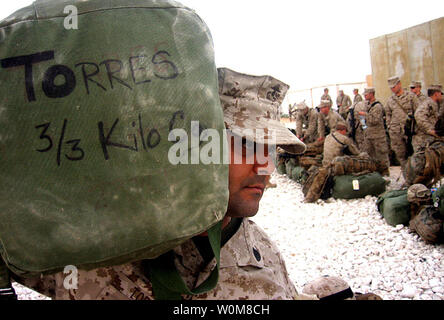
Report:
416,92,427,104
14,219,300,300
322,131,360,166
353,93,363,105
413,97,439,152
321,93,332,105
347,101,368,150
362,100,390,174
296,107,319,144
385,90,419,171
318,109,349,139
337,93,352,120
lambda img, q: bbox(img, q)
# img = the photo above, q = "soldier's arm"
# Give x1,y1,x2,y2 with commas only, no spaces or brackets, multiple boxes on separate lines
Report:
305,112,318,138
317,114,326,140
346,96,352,108
415,103,436,135
345,137,360,155
295,113,303,137
384,100,392,129
411,94,419,113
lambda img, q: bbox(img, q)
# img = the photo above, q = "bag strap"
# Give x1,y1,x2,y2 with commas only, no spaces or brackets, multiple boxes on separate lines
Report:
331,133,345,146
147,221,222,300
0,258,17,300
369,100,380,110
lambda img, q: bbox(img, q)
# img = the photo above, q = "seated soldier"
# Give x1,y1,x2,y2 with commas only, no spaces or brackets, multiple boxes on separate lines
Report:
295,101,319,144
317,100,350,142
322,123,360,167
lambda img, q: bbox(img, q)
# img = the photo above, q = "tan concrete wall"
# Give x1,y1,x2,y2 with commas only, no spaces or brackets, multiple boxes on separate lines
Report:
369,17,444,104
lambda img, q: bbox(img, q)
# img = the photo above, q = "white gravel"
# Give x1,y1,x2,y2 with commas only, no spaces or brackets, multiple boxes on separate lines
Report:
13,167,444,300
251,167,444,300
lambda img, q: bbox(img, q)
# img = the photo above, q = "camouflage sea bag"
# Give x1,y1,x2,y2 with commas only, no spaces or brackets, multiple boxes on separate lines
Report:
406,140,444,187
332,172,386,200
0,0,228,295
376,190,411,226
409,206,444,244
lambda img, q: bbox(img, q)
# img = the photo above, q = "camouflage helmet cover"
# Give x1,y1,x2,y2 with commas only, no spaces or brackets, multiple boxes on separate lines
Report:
407,184,431,203
302,276,355,300
218,67,306,154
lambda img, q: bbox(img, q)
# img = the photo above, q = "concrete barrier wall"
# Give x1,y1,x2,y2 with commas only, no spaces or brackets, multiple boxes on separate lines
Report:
369,17,443,104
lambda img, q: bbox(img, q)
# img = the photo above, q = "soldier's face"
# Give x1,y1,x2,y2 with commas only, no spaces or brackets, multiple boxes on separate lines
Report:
391,82,401,94
320,106,329,115
226,136,274,218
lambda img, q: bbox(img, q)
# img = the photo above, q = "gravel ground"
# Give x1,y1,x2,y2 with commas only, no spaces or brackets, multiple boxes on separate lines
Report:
251,167,444,300
13,167,444,300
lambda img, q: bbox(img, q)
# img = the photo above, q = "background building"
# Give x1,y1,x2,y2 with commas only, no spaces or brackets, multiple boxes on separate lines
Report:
369,17,444,103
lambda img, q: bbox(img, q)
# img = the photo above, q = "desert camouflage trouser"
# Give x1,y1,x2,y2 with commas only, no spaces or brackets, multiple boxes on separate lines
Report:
364,136,390,175
354,129,365,151
389,127,408,176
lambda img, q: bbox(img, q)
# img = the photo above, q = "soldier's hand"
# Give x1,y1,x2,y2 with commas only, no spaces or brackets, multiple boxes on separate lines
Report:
317,137,325,143
428,130,439,138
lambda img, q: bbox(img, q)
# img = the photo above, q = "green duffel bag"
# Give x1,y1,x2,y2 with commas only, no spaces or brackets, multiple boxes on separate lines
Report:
0,0,228,283
332,172,386,200
277,159,287,175
291,166,308,184
376,190,411,226
285,158,297,177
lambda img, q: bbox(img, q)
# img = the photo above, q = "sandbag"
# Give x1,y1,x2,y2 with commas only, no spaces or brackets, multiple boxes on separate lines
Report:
332,172,386,200
409,206,444,244
376,190,411,226
0,0,228,278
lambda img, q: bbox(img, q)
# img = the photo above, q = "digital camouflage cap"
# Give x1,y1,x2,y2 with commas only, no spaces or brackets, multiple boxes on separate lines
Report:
410,81,422,88
218,68,306,154
363,87,375,95
302,276,355,300
388,76,400,88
